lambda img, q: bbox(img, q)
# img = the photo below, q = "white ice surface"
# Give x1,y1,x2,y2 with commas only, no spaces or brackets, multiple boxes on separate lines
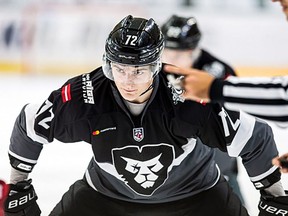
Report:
0,74,287,215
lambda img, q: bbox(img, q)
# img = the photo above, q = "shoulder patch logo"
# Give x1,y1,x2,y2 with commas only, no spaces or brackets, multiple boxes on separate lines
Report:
61,84,71,103
82,73,94,104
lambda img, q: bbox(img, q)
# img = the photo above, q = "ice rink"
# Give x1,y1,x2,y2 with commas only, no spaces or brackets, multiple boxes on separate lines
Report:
0,0,288,215
0,74,287,215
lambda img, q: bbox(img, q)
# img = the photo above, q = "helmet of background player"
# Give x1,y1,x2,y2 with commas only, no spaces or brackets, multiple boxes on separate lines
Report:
161,15,201,50
102,15,164,82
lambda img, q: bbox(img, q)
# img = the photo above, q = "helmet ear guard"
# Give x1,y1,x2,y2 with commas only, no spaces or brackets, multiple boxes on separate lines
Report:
102,54,113,81
102,15,164,81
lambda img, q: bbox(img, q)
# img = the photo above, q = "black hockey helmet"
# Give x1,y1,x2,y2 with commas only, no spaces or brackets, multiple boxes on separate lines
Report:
161,15,201,50
103,15,164,81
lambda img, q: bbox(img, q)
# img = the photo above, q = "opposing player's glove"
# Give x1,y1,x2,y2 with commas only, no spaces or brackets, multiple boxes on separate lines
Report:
258,190,288,216
4,179,41,216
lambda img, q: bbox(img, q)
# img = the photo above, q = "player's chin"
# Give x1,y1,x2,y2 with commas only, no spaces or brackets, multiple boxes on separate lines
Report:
120,92,138,101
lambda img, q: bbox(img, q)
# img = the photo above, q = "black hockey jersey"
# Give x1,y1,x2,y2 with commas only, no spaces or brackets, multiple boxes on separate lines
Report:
192,49,239,176
193,49,236,79
8,65,280,203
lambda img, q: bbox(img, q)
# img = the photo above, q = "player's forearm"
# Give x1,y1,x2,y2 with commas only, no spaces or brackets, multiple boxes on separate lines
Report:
264,180,286,197
10,167,29,184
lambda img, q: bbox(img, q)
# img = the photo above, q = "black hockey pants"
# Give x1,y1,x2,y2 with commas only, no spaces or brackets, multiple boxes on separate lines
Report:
49,176,249,216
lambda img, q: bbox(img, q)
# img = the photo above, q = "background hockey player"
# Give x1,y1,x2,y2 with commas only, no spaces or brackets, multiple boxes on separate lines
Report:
164,0,288,175
4,15,287,216
161,14,245,204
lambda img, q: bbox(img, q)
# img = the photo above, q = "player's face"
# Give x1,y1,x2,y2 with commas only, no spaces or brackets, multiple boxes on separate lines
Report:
162,48,194,68
111,63,154,103
272,0,288,20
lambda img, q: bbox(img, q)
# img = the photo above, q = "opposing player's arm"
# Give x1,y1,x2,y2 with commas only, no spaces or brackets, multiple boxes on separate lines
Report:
164,64,215,102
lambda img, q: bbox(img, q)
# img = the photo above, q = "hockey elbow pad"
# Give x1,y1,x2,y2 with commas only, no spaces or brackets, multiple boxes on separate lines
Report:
258,190,288,216
4,179,41,216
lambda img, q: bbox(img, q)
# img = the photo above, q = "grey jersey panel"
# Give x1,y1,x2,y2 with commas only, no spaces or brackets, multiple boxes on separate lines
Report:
239,120,279,179
9,105,43,164
85,139,219,203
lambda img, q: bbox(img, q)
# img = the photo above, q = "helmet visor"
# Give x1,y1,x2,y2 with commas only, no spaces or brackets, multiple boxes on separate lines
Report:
102,56,161,84
111,63,153,84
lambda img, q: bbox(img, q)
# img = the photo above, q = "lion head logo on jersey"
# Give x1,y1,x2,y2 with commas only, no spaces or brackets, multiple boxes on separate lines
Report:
112,144,174,196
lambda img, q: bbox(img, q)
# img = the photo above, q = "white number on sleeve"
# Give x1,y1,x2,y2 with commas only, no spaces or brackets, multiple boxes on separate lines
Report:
218,108,240,137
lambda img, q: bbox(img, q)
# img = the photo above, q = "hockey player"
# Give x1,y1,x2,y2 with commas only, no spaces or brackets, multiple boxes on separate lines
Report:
161,15,244,204
4,15,287,216
164,66,288,172
163,0,288,175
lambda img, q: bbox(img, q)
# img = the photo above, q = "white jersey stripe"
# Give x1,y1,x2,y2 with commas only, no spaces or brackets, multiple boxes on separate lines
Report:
25,104,49,144
64,85,69,101
8,150,37,164
226,76,288,85
249,165,279,182
85,170,98,191
224,103,288,117
223,86,288,100
226,111,255,157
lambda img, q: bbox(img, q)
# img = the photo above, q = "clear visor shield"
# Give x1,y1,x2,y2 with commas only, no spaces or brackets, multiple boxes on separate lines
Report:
102,58,161,84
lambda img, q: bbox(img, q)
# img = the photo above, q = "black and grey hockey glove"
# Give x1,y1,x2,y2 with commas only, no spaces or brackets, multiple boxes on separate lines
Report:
258,190,288,216
4,179,41,216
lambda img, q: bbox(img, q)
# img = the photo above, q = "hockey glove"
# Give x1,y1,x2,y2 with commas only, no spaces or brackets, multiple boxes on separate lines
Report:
258,190,288,216
4,179,41,216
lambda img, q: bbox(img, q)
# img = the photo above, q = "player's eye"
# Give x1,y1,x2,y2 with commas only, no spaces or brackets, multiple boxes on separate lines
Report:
114,67,124,73
133,70,145,76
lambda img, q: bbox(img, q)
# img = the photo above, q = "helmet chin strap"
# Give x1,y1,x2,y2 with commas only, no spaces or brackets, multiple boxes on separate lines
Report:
138,72,157,97
139,83,154,97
